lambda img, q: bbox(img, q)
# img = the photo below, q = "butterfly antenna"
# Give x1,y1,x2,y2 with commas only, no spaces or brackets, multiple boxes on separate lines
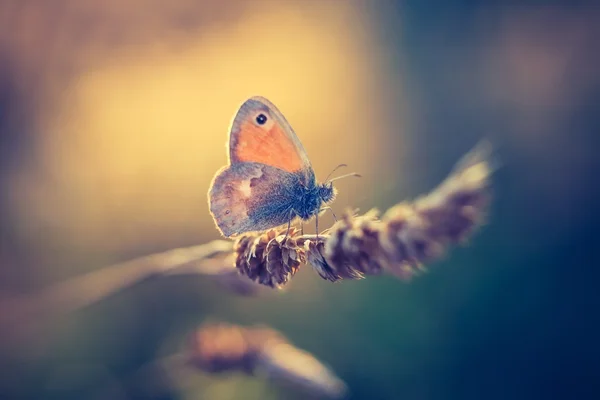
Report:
324,164,348,182
327,172,362,183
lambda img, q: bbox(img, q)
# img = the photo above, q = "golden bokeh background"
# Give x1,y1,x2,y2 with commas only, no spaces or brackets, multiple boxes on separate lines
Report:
5,0,407,278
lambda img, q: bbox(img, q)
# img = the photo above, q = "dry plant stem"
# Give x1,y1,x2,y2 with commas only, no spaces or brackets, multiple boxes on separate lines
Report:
187,322,347,398
0,142,492,340
0,240,245,339
235,141,493,286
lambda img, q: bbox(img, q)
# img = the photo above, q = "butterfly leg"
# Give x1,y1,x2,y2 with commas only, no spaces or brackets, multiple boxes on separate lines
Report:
283,219,291,242
315,212,319,240
283,209,295,242
320,206,338,222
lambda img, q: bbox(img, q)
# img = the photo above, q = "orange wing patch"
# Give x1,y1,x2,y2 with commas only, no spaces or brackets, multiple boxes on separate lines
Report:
232,120,304,173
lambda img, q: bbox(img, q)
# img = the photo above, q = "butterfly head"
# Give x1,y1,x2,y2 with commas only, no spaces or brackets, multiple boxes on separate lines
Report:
318,181,336,204
290,181,336,221
318,164,361,206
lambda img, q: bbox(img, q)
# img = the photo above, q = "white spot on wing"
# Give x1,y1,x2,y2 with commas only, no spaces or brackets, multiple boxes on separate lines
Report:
239,179,252,197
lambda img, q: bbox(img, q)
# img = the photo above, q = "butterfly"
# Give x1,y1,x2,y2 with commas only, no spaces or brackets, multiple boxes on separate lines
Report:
208,96,358,238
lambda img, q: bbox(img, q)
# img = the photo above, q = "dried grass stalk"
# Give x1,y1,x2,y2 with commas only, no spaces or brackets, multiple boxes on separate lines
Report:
187,322,347,398
1,143,493,342
234,142,493,286
0,240,256,344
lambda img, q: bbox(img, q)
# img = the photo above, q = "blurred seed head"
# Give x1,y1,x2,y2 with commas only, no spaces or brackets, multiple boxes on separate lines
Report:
187,322,347,398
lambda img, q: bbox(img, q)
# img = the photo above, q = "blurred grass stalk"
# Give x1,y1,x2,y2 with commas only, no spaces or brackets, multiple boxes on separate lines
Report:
0,240,253,343
182,322,347,398
112,321,347,399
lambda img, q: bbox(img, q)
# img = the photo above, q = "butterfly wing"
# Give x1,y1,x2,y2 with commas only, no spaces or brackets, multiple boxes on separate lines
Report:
228,96,314,184
209,162,302,237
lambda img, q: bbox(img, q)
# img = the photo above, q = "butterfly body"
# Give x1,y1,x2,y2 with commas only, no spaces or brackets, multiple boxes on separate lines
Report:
208,97,336,237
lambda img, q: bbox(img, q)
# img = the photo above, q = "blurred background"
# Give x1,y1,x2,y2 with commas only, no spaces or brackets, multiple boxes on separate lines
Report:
1,0,599,399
